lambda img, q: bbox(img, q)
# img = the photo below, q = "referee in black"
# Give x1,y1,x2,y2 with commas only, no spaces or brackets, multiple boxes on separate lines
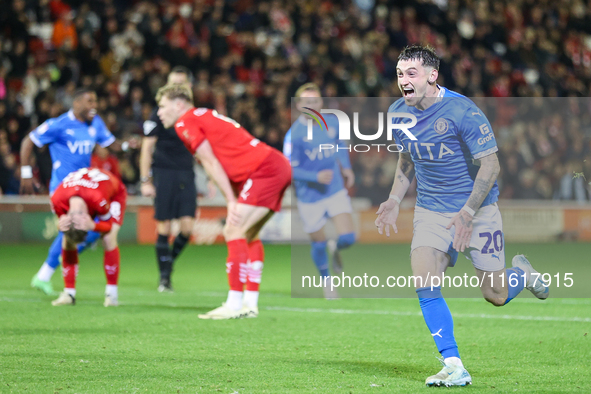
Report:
140,67,197,292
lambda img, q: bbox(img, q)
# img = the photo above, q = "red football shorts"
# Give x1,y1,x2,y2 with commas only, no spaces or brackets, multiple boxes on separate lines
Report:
232,149,292,212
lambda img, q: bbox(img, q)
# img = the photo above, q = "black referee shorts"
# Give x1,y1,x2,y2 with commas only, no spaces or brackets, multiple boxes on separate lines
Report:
153,167,197,221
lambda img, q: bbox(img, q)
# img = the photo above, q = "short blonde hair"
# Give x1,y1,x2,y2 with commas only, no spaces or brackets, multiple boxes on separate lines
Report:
155,83,194,104
295,83,321,101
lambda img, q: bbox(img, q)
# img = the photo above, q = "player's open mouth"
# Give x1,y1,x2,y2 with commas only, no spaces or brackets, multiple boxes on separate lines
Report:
88,109,97,117
403,87,415,98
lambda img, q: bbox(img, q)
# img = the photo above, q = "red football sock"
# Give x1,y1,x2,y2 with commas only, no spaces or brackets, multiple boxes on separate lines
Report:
104,248,120,286
62,249,79,289
246,240,264,291
226,239,248,291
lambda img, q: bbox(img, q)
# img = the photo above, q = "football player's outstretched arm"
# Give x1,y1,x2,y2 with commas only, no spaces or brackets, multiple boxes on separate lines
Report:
19,135,37,195
446,152,500,252
375,152,415,236
195,140,235,203
195,139,240,225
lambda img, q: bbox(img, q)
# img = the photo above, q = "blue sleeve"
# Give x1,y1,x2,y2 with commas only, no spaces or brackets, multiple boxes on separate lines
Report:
290,128,318,183
29,119,61,147
95,116,115,147
458,105,498,159
283,129,292,161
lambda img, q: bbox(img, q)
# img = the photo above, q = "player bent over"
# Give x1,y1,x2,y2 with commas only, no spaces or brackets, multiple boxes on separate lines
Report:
284,83,356,299
156,84,291,319
375,45,549,387
50,167,127,307
21,89,115,295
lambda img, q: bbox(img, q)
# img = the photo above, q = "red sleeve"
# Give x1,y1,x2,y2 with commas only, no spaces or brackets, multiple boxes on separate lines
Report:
175,111,206,154
94,220,113,233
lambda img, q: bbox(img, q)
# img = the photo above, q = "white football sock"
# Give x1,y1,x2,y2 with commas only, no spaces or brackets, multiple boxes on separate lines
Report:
225,290,243,310
106,285,118,299
37,262,55,282
65,288,76,297
243,290,259,308
444,357,464,368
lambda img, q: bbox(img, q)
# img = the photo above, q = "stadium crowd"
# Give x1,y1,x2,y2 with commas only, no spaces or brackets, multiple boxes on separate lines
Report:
0,0,590,203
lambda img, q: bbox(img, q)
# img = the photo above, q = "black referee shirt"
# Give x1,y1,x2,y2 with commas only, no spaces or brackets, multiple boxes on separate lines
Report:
143,110,194,171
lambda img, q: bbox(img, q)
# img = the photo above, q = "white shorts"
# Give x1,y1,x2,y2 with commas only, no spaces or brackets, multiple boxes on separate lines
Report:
297,189,353,234
411,203,505,272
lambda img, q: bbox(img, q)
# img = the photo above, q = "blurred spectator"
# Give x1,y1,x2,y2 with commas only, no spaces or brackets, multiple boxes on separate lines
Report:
51,11,77,50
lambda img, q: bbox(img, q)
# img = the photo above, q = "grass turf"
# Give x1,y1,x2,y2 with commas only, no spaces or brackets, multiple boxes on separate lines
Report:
0,243,589,393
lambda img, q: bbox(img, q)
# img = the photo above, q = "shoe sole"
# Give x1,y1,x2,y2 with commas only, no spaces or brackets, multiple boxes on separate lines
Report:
426,379,472,387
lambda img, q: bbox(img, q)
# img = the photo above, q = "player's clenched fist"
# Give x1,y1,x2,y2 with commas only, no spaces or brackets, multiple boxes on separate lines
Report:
375,198,400,237
316,169,333,184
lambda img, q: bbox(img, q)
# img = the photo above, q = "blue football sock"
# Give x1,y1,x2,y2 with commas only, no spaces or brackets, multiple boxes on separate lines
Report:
78,231,101,253
336,232,355,250
417,286,460,359
46,232,64,269
311,241,330,277
503,267,526,305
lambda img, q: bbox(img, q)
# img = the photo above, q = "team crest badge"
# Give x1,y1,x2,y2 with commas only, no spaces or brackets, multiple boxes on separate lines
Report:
88,126,96,137
434,118,448,134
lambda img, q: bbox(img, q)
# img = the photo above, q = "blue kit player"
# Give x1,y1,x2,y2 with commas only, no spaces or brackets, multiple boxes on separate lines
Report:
285,83,356,299
375,46,549,387
20,88,116,295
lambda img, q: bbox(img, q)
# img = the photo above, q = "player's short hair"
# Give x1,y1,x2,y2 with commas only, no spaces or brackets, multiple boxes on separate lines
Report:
169,66,194,83
295,83,321,102
398,45,440,70
73,88,96,100
64,226,88,244
155,83,194,104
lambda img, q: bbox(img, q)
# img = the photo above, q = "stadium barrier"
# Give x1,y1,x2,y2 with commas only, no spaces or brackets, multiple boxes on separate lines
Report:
1,196,590,244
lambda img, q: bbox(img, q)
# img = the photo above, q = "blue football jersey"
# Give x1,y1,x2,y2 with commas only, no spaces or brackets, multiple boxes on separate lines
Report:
388,87,499,213
284,114,351,203
29,110,115,192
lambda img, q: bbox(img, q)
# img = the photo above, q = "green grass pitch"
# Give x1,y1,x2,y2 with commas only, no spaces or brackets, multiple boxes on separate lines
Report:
0,242,589,393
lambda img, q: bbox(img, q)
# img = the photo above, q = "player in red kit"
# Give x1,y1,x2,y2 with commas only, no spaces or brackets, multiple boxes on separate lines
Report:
50,167,127,307
156,84,291,319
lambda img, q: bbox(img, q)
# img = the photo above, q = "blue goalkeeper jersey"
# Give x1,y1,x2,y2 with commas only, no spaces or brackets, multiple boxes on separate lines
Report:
29,110,115,193
388,87,499,213
284,114,351,204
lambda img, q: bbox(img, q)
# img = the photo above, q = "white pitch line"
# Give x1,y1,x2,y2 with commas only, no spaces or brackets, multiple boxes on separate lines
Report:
1,296,589,322
264,306,591,323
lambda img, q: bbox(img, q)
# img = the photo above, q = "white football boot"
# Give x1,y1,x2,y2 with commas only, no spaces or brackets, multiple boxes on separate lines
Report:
425,357,472,387
198,303,246,320
104,294,119,307
511,254,549,300
240,305,259,318
52,291,75,306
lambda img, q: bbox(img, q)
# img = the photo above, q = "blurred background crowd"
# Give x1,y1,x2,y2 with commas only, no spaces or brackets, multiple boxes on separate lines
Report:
0,0,590,203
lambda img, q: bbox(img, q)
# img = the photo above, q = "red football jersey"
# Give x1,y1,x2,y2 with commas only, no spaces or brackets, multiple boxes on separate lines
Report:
174,108,272,183
51,167,125,222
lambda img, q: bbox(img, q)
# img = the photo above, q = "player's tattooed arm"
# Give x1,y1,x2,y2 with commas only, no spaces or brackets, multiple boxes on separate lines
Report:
398,152,415,183
465,153,500,212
